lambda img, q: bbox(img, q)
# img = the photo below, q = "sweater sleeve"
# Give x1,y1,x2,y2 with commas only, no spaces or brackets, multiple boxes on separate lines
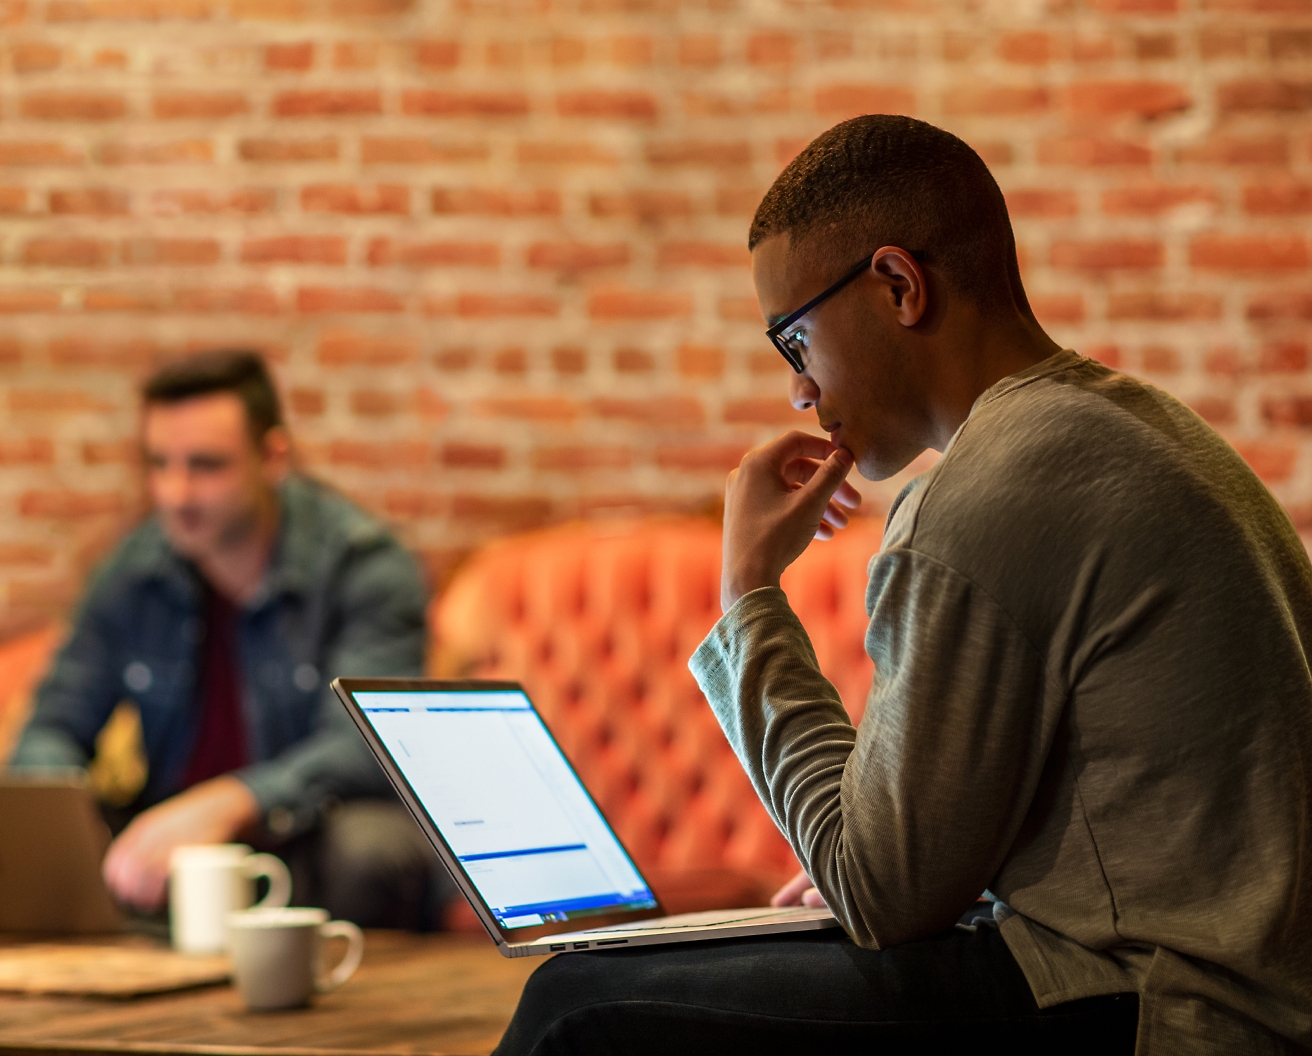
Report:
690,548,1063,949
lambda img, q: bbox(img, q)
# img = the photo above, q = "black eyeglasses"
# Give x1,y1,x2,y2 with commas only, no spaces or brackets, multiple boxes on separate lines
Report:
766,250,927,373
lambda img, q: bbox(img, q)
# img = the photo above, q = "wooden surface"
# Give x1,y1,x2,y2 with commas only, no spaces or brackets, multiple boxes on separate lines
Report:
0,944,230,997
0,932,540,1056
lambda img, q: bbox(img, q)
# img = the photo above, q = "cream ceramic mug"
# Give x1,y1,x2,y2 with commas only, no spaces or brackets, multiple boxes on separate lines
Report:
227,907,364,1011
169,844,292,954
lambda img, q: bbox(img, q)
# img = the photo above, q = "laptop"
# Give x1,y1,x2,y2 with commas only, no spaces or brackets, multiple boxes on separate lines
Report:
0,774,124,933
331,678,837,958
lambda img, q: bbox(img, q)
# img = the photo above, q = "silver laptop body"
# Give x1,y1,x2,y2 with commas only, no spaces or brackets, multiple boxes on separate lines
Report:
331,678,836,958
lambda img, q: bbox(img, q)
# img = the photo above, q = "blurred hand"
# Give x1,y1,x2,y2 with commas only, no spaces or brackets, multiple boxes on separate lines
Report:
102,775,260,912
721,431,862,612
771,868,829,909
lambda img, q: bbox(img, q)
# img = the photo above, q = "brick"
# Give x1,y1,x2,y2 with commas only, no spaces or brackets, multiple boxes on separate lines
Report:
82,287,167,311
1263,397,1312,427
1270,30,1312,58
1204,347,1245,378
1005,189,1079,217
0,289,61,313
332,42,378,69
1029,294,1085,323
716,187,763,216
415,39,459,67
518,141,620,166
678,35,719,66
96,139,214,164
1244,183,1312,214
528,242,629,271
1101,184,1218,215
1141,345,1181,373
656,444,750,471
121,238,220,265
180,286,283,314
80,440,134,464
0,188,26,213
23,237,112,267
646,140,751,167
724,398,811,425
349,389,401,416
610,35,652,66
590,191,692,221
588,290,694,319
0,336,21,363
442,443,504,469
1259,341,1308,373
383,490,446,517
152,188,275,214
22,92,126,120
46,0,212,17
0,141,81,165
289,388,324,415
297,287,404,313
677,342,725,378
1087,0,1177,9
273,90,381,117
48,187,129,214
557,91,658,120
719,296,762,322
1050,239,1164,270
614,347,654,372
552,346,586,374
658,242,750,268
92,48,127,67
1038,137,1153,166
239,138,338,162
591,396,704,427
327,440,431,468
1107,292,1223,320
944,84,1050,115
815,84,918,118
265,41,313,70
493,347,526,374
432,188,559,215
48,335,155,367
401,90,528,117
19,490,122,518
533,446,632,471
1233,441,1297,484
450,495,552,529
367,238,500,267
1176,135,1289,166
478,397,579,421
1218,79,1312,113
455,294,560,318
152,92,248,119
317,329,418,365
1190,397,1236,426
301,183,409,214
9,389,114,412
13,42,62,71
1199,28,1248,59
1190,235,1308,271
434,347,472,371
1068,80,1191,118
1135,33,1177,59
0,438,54,464
242,236,346,265
1247,291,1312,320
361,137,487,164
747,31,795,66
0,544,54,566
0,0,24,23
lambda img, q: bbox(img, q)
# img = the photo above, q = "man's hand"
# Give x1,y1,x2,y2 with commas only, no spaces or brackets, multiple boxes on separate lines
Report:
721,431,862,612
771,868,829,909
102,775,261,912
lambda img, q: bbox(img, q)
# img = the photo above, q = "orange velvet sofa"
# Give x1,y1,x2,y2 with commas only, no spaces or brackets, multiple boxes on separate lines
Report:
431,515,883,911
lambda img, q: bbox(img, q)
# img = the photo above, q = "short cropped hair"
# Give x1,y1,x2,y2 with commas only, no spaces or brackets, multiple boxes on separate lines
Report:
749,115,1032,318
142,350,284,443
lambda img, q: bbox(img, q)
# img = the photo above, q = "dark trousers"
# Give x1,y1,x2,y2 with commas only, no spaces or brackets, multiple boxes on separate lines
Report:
493,922,1139,1056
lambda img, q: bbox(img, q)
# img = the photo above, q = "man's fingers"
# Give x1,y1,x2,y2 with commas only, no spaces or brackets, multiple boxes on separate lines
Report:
770,868,816,907
761,430,840,467
832,479,863,510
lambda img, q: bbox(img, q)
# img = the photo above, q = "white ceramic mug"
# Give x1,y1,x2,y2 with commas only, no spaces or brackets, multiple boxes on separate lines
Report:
227,907,364,1011
169,844,292,954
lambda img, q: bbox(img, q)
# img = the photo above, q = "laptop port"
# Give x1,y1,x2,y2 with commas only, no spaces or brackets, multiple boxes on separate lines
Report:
572,942,590,949
549,944,566,952
596,939,627,946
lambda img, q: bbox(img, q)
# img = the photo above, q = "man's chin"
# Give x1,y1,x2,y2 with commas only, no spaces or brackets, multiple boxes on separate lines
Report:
860,447,927,482
158,522,214,561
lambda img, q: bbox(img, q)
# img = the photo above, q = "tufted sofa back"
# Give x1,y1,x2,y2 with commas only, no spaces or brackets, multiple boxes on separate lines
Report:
431,515,884,890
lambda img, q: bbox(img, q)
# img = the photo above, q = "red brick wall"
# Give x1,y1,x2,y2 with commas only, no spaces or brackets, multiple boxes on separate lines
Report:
1,0,1310,633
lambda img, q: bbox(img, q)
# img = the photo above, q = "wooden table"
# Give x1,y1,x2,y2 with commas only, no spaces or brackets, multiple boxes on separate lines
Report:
0,932,541,1056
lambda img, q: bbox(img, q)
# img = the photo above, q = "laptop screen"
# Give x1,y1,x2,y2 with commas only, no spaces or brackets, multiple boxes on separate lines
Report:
353,687,657,931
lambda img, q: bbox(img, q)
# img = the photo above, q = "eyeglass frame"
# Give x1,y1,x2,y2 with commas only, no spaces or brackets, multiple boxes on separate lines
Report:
765,249,928,373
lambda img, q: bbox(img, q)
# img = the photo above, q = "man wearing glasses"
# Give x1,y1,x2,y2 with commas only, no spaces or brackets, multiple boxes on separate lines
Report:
494,116,1311,1055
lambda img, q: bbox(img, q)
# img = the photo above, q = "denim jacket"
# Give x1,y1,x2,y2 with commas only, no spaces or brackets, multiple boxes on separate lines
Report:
11,476,427,836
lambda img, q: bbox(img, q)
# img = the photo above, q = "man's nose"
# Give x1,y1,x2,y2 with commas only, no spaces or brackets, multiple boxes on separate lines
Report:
789,371,819,412
150,466,189,508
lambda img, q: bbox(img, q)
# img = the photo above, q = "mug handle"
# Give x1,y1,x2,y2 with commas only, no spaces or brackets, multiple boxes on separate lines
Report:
317,920,365,993
244,853,292,909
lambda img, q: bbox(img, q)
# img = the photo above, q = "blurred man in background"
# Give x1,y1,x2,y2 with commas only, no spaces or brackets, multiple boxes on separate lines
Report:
12,350,452,928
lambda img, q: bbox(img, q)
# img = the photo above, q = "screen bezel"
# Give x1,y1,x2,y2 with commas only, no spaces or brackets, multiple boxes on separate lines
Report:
331,677,666,946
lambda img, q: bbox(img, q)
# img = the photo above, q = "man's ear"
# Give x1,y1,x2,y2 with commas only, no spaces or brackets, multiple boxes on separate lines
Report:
870,247,928,328
259,425,292,485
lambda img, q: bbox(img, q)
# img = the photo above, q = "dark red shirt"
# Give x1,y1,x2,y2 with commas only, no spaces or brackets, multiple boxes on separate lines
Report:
180,585,248,788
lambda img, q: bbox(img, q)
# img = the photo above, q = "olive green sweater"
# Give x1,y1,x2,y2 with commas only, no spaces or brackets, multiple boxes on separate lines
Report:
692,350,1312,1056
